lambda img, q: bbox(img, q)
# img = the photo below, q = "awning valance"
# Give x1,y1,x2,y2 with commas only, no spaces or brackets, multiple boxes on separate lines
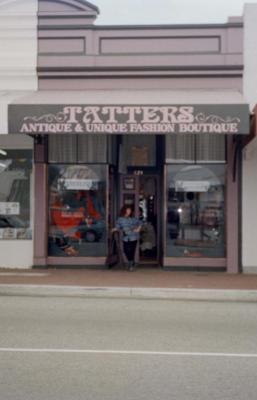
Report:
8,90,250,135
0,91,32,134
243,105,257,147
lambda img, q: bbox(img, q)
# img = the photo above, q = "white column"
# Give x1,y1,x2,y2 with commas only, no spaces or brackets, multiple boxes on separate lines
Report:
0,0,38,91
0,0,38,269
242,4,257,273
242,139,257,273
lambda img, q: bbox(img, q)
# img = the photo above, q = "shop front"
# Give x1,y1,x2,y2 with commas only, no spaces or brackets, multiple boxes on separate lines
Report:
8,97,249,272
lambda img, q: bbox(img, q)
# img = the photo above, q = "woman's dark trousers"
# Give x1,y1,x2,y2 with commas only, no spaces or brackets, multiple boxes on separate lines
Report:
123,240,137,264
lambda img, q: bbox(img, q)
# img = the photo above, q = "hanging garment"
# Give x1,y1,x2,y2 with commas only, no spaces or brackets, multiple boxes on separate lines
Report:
140,222,156,250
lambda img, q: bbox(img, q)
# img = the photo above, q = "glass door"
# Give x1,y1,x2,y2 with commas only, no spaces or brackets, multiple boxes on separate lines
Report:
120,175,139,216
120,174,159,265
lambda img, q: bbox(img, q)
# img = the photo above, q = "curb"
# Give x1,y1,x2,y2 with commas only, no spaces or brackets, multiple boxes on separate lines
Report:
0,284,257,302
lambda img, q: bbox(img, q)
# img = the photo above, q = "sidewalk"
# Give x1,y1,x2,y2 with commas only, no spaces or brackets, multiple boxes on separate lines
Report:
1,267,257,301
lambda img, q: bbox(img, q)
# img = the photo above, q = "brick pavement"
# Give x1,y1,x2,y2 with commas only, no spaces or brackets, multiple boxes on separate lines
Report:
1,267,257,290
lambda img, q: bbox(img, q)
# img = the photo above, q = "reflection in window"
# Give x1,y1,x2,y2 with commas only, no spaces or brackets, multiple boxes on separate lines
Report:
166,165,226,258
0,150,32,240
121,135,156,167
166,134,226,163
48,165,107,257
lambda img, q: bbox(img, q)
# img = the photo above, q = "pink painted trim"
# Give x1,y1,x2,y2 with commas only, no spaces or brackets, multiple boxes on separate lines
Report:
33,163,48,266
33,257,47,267
163,257,226,268
46,257,106,265
226,137,239,274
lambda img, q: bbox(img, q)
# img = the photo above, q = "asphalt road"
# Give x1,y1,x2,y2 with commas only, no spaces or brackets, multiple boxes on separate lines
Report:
0,296,257,400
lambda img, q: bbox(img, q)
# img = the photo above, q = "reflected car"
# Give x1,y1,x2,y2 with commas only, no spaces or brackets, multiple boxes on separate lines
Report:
0,215,27,228
78,220,105,243
50,219,105,244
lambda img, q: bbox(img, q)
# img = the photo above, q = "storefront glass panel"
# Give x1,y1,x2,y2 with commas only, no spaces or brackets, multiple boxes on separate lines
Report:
48,165,107,257
166,164,226,258
0,149,32,240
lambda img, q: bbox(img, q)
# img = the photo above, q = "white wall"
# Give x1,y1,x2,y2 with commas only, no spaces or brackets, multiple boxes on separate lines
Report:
0,1,37,268
0,0,38,91
0,242,33,269
242,4,257,273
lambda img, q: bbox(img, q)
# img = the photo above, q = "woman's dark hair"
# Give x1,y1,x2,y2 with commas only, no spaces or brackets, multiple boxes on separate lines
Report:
119,205,134,217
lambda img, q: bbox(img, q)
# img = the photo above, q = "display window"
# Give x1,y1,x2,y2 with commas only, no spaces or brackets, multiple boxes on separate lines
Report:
0,149,32,240
166,164,226,258
48,165,107,257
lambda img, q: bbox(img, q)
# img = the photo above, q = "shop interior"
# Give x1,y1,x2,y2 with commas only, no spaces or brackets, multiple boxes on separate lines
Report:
46,133,226,265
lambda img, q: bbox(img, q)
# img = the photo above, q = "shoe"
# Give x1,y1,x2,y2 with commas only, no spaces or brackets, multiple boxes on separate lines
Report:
128,261,134,272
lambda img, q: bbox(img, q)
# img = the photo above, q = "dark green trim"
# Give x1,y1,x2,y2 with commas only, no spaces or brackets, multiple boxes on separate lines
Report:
39,14,97,19
38,22,243,31
37,65,244,73
38,73,243,80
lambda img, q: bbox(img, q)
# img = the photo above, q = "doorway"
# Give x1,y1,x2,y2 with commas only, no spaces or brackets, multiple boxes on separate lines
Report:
120,174,160,265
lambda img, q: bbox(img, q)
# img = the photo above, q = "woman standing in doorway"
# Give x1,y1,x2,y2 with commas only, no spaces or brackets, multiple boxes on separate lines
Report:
114,206,142,271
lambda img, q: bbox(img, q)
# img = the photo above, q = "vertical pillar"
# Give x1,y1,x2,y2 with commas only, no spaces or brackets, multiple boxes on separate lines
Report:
226,136,240,274
33,138,48,266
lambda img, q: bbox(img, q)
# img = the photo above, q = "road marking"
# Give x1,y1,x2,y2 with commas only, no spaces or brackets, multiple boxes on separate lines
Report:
0,348,257,358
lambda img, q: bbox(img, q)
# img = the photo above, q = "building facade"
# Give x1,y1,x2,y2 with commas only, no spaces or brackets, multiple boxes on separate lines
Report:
0,0,256,273
0,0,37,268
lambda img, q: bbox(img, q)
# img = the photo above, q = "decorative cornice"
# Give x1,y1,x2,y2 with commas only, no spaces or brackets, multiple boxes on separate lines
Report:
39,0,99,13
38,0,99,25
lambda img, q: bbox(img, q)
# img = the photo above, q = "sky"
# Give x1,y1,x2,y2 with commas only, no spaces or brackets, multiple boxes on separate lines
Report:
94,0,256,25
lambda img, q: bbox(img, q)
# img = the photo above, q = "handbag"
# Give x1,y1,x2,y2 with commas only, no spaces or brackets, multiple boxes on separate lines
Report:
105,231,126,268
105,232,119,268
